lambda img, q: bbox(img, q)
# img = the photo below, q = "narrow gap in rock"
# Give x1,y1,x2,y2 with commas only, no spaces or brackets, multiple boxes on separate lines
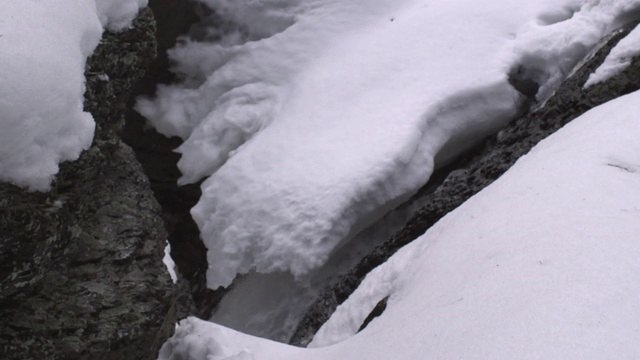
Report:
122,0,224,319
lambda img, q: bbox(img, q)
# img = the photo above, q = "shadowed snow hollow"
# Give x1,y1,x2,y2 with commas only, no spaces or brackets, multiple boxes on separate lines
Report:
136,0,640,289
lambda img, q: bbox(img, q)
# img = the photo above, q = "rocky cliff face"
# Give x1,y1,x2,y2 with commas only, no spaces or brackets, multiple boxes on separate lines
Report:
290,20,640,346
0,8,184,359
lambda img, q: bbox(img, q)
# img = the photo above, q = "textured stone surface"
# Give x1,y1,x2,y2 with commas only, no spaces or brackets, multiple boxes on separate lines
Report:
290,21,640,346
0,8,184,359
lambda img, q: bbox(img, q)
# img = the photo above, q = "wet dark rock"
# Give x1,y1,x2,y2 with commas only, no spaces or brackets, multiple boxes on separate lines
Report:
290,20,640,347
0,8,187,359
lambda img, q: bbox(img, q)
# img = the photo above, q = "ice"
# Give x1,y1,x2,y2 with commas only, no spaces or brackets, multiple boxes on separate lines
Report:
138,0,640,290
158,87,640,360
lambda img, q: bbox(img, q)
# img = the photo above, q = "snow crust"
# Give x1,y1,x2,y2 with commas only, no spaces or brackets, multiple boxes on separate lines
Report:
585,23,640,87
157,88,640,360
138,0,640,289
0,0,146,191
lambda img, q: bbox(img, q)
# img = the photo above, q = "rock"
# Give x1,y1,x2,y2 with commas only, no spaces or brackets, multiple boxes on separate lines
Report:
0,8,186,359
290,20,640,347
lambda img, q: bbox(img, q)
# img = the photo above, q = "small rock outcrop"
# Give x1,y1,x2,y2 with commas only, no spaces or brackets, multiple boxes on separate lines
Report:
290,20,640,346
0,8,183,359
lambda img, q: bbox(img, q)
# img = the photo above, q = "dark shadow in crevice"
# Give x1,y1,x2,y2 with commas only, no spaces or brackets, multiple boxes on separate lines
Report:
122,0,226,319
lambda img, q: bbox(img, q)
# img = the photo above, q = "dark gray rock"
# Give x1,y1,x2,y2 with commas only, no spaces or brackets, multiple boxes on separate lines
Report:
0,8,186,359
290,20,640,347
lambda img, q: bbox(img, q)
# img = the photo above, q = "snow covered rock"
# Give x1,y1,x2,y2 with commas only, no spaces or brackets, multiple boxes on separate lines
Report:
0,9,184,359
0,0,147,191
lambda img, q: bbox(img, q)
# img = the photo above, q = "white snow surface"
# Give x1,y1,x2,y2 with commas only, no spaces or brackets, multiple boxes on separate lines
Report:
585,22,640,87
138,0,640,289
0,0,146,191
158,88,640,360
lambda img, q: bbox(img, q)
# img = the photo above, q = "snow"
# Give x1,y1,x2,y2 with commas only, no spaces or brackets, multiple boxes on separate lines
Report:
163,242,178,284
96,0,148,32
137,0,640,289
585,23,640,87
0,0,146,191
157,87,640,360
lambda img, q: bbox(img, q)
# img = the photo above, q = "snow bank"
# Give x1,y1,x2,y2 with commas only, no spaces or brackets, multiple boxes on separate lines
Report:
585,23,640,87
0,0,101,191
138,0,640,289
0,0,146,191
163,242,178,283
158,88,640,360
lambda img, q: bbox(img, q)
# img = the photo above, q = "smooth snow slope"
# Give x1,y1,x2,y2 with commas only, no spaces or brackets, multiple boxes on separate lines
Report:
138,0,640,289
0,0,147,191
158,87,640,360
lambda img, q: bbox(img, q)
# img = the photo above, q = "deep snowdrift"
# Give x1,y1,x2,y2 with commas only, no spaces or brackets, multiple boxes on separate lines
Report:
138,0,640,289
0,0,146,190
158,87,640,360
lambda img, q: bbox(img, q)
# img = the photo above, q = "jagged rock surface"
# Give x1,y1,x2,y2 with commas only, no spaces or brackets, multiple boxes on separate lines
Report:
290,20,640,347
0,8,185,359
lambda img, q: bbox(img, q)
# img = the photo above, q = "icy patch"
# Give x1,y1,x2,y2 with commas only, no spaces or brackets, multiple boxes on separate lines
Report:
163,242,178,284
158,89,640,359
585,24,640,87
138,0,640,289
0,0,102,191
